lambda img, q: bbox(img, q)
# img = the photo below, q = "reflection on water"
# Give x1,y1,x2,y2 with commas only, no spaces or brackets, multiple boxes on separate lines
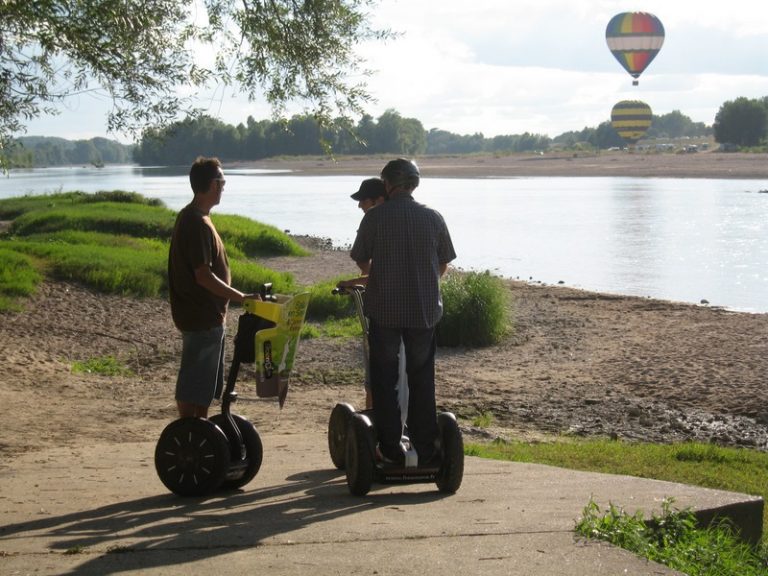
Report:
1,165,766,312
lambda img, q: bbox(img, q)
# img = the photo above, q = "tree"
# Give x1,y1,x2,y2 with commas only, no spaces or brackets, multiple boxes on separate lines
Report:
713,97,768,147
0,0,388,167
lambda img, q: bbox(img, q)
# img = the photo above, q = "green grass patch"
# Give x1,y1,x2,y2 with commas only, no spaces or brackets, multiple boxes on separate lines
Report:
576,498,767,575
71,355,133,376
438,270,510,347
213,213,308,257
0,190,163,220
10,201,178,239
466,438,768,547
305,277,357,321
301,316,363,340
471,411,495,428
0,247,42,311
1,192,307,258
0,192,301,299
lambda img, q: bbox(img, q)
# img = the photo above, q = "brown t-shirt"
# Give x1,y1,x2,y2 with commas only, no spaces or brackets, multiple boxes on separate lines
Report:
168,204,231,331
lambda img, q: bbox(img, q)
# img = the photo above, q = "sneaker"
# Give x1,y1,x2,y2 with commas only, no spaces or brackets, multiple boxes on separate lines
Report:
418,450,442,469
376,444,405,466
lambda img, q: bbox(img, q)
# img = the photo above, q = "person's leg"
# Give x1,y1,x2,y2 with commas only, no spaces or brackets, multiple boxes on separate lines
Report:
175,325,225,418
402,327,438,461
368,320,404,460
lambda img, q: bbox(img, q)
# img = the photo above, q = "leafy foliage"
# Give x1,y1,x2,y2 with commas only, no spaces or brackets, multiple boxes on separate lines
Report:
714,97,768,147
6,136,133,168
0,0,390,167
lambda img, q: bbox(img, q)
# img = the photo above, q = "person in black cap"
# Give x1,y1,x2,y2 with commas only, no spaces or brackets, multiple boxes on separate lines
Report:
350,177,386,214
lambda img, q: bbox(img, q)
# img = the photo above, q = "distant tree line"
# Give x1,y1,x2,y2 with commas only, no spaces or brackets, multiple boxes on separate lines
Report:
132,108,715,166
8,136,133,168
132,109,555,165
11,97,767,168
713,96,768,148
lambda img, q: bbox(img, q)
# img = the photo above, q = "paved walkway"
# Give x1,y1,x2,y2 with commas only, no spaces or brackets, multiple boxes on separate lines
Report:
0,433,762,575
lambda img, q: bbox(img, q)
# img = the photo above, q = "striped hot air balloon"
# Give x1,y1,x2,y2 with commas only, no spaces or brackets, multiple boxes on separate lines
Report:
606,12,665,86
611,100,653,145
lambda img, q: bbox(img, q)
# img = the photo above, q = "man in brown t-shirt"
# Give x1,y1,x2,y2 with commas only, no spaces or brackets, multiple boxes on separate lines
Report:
168,156,254,418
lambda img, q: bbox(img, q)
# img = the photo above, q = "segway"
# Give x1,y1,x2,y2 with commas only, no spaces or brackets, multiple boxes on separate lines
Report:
328,284,464,496
155,284,310,497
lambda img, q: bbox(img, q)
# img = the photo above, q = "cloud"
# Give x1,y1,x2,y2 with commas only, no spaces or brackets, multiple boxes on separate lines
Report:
21,0,768,142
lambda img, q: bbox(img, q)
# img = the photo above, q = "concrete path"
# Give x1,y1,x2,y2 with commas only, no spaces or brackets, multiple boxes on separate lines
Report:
0,432,762,575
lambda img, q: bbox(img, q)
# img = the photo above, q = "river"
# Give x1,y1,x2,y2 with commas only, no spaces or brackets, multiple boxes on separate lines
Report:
1,165,767,313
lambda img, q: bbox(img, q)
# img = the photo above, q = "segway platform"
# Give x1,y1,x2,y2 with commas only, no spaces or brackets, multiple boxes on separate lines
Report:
155,286,310,497
328,283,464,496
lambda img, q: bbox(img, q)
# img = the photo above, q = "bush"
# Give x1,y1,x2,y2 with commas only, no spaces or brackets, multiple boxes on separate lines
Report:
305,277,357,321
437,270,509,347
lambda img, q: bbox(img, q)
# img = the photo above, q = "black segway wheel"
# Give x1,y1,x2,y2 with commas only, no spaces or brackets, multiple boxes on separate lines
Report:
210,414,263,490
345,414,375,496
435,412,464,494
155,417,230,497
328,402,356,470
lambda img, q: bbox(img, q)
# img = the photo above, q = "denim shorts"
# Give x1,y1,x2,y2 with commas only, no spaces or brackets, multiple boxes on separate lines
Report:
175,325,225,407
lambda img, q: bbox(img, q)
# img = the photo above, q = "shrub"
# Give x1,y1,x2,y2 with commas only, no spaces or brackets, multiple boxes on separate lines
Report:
437,270,510,347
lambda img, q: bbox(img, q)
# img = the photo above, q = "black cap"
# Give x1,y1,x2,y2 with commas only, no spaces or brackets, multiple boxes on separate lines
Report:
351,178,386,201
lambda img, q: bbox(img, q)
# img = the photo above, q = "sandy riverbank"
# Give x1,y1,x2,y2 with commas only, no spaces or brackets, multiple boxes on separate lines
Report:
234,150,768,180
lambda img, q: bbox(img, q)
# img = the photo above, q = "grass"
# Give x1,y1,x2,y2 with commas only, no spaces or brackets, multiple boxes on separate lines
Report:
304,277,357,321
0,192,303,308
0,247,41,310
466,437,768,571
576,498,767,575
471,411,495,428
301,316,363,340
71,355,133,376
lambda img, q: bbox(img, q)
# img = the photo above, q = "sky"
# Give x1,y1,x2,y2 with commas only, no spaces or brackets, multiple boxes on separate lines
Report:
23,0,768,143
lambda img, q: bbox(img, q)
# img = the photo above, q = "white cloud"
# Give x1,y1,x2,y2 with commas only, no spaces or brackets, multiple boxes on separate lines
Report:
22,0,768,141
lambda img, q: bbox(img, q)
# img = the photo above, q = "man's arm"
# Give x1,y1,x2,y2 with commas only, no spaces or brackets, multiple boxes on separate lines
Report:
356,260,371,276
194,264,248,303
439,262,448,277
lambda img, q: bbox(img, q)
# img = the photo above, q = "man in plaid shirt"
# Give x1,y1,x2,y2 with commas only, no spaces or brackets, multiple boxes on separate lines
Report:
350,158,456,466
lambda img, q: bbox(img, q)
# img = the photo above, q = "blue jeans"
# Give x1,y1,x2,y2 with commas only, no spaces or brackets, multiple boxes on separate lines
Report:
368,320,438,459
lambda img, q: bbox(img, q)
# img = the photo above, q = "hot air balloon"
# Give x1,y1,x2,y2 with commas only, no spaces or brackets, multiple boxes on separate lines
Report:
605,12,664,86
611,100,653,145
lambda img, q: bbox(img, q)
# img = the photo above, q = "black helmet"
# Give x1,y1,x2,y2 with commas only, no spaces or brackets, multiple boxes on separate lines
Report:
381,158,420,190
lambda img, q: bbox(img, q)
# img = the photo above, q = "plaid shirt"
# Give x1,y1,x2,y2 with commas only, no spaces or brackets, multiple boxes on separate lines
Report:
351,194,456,328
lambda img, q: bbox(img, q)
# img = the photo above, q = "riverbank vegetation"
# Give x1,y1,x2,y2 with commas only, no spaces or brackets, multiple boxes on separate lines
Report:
469,438,768,573
0,191,303,303
0,191,512,348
